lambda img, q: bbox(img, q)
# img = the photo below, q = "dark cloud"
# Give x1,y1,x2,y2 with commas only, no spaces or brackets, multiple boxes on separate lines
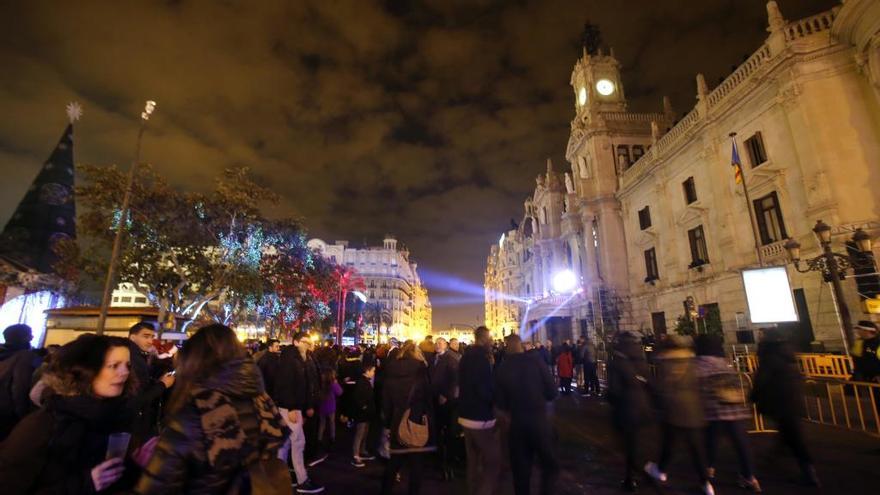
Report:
0,0,836,329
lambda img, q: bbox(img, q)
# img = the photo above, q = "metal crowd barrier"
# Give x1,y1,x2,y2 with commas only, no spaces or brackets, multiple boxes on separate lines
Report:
734,352,854,380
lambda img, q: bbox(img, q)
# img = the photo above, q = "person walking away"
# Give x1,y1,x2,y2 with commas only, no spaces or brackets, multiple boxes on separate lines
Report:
381,341,435,495
583,338,601,397
851,321,880,383
695,334,761,492
303,338,326,467
751,328,820,487
556,344,574,395
0,334,140,493
606,331,653,492
457,327,501,495
127,323,175,449
431,337,461,480
275,332,325,493
574,338,585,391
317,368,343,452
0,324,42,441
135,324,291,494
351,363,377,467
257,339,282,397
644,335,714,495
495,334,559,495
339,346,364,425
543,340,555,378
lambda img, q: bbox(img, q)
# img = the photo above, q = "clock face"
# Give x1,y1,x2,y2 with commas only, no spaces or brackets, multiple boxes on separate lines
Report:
596,79,615,96
578,86,587,106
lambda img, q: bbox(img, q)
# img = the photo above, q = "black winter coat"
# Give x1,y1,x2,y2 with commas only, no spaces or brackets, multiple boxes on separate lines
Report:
127,342,167,448
494,352,557,424
457,346,494,422
430,350,460,402
0,393,136,495
607,343,652,429
135,359,288,494
351,375,376,423
381,358,436,453
273,347,314,411
256,351,281,402
751,340,804,419
0,347,41,440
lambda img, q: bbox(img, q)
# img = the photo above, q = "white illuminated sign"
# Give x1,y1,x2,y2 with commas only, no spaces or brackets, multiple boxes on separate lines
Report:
741,266,798,323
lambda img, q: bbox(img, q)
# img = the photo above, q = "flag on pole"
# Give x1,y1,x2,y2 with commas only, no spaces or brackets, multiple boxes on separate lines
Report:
731,138,743,184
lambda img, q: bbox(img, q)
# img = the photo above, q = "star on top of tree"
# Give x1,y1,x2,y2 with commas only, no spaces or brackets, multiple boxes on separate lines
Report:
66,101,83,123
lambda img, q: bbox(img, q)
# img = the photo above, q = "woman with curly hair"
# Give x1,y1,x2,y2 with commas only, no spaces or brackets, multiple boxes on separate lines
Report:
0,334,139,494
135,324,290,494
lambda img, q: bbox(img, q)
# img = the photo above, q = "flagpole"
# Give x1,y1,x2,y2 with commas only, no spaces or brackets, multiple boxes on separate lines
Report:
729,132,765,267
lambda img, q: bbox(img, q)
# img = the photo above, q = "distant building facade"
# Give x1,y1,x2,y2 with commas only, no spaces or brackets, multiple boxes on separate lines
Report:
309,236,432,340
486,1,880,352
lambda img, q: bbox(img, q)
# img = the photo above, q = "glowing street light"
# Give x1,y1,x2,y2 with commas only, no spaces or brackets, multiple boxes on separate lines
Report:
552,269,578,294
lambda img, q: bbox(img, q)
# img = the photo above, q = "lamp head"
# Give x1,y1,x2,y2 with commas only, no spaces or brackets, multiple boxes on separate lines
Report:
852,228,873,253
783,238,801,262
813,220,832,244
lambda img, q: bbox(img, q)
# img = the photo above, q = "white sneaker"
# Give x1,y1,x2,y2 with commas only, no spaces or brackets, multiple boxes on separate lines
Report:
702,481,715,495
644,462,668,483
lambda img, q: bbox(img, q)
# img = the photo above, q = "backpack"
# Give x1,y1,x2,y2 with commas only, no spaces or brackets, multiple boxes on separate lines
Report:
397,381,429,448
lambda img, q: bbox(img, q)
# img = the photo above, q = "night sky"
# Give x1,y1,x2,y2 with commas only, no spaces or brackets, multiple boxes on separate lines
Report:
0,0,837,330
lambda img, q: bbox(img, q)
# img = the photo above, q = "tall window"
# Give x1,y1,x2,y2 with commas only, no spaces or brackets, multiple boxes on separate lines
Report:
688,225,709,266
683,177,697,204
616,145,631,170
631,145,645,162
644,247,659,281
638,206,652,230
753,191,788,245
745,132,768,167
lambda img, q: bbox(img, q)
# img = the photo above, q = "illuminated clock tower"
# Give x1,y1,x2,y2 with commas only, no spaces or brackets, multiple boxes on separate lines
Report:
564,31,673,333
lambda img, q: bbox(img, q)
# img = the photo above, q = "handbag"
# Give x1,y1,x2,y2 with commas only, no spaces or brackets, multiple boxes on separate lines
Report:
714,372,746,405
397,381,429,448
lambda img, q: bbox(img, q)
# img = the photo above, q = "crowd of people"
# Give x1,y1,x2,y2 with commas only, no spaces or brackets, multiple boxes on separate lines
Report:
0,319,875,494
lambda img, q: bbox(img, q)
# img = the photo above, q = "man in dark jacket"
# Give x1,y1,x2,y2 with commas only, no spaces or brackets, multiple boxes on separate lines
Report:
751,329,819,487
257,339,282,399
0,324,40,441
852,320,880,383
607,332,652,491
457,327,500,495
495,334,559,495
275,332,324,493
127,323,174,448
431,337,461,480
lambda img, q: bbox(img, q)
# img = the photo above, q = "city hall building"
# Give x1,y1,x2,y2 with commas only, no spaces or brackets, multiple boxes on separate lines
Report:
485,1,880,352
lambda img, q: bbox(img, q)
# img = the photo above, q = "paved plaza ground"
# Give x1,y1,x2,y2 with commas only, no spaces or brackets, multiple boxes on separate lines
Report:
308,393,880,494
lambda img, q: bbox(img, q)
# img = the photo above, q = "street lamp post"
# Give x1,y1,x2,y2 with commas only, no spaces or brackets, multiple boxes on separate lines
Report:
96,101,156,335
783,220,875,350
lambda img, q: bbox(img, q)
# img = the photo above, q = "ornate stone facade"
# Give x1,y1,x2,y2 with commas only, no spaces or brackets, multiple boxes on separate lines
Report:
486,2,880,351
